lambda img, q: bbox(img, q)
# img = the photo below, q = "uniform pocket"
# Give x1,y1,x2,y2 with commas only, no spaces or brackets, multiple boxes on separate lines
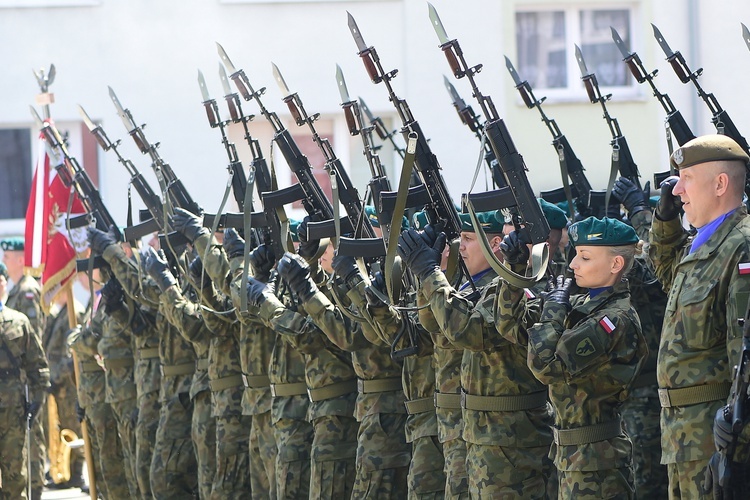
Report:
678,278,719,349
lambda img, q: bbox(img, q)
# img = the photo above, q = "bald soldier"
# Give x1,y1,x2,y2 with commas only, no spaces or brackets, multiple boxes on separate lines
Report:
649,135,750,498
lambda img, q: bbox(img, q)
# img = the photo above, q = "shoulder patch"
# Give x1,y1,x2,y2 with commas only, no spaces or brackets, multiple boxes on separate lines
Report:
575,337,597,356
524,288,536,299
739,263,750,275
598,316,616,334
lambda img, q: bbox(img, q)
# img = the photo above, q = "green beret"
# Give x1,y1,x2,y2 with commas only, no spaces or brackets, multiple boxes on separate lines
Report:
0,262,6,279
538,198,569,230
649,195,659,209
569,216,638,247
460,210,504,234
364,206,409,231
288,219,300,243
0,237,24,252
412,211,429,230
670,134,750,170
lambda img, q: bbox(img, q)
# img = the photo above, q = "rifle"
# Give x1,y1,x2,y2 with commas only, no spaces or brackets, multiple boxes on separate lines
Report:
443,76,507,191
575,44,642,210
504,56,607,218
348,11,476,288
652,24,750,195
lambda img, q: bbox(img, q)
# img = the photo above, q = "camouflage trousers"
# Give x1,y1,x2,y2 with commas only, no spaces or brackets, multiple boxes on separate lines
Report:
149,391,198,499
211,414,251,499
192,390,216,500
249,410,277,499
558,467,635,499
465,442,551,499
621,388,668,499
352,412,410,499
135,389,159,500
0,404,28,499
273,414,313,500
442,437,469,499
408,435,445,499
667,460,711,500
310,414,358,499
29,401,45,500
85,402,130,499
110,398,140,498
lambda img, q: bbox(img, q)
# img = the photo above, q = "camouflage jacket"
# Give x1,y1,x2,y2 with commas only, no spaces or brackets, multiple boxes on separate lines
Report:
422,268,553,448
68,308,106,408
98,304,137,404
527,280,647,471
0,304,50,408
43,302,84,392
650,207,750,463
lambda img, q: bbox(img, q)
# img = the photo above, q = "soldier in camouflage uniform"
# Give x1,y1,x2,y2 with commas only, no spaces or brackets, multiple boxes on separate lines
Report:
649,135,750,498
0,262,49,500
524,217,647,498
612,177,669,498
1,237,46,500
88,227,199,499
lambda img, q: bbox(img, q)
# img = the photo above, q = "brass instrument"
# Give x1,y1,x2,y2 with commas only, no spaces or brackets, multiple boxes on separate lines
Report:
47,393,81,484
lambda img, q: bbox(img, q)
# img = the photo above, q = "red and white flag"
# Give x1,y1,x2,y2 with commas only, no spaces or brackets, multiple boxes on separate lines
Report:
24,124,89,313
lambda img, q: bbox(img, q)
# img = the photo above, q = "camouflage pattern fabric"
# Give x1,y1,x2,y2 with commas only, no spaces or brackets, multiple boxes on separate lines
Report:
650,207,750,498
192,389,216,500
272,396,313,500
0,305,49,500
134,388,159,499
249,410,277,499
212,414,252,499
309,413,358,499
558,467,635,499
666,460,710,499
407,435,446,499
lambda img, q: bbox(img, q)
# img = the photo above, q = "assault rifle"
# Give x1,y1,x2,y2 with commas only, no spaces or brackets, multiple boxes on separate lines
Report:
505,55,607,218
575,44,642,209
348,11,476,287
652,24,750,195
425,4,549,246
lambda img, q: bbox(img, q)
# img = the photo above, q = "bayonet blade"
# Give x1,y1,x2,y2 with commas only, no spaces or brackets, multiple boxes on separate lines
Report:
427,3,450,45
336,64,352,104
219,63,233,96
443,76,465,107
611,27,631,59
742,23,750,53
652,24,676,58
347,11,369,53
574,44,590,77
358,96,376,123
77,105,97,132
109,86,135,133
504,56,524,87
198,70,211,102
271,62,292,97
217,42,238,74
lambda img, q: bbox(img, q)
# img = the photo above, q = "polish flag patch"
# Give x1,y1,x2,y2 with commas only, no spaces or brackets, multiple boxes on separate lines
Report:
599,316,616,334
524,288,536,299
739,263,750,275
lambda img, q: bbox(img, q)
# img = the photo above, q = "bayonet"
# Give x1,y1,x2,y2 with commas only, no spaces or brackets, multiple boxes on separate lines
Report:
272,62,292,98
347,11,369,54
219,63,233,96
652,24,677,59
504,56,524,88
198,69,211,103
743,23,750,53
427,2,450,46
574,44,591,77
108,86,140,140
77,105,98,133
336,64,353,104
443,76,466,108
611,27,631,60
217,42,238,75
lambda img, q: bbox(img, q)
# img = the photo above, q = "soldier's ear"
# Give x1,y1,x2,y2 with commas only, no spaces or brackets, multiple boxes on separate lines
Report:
611,254,625,275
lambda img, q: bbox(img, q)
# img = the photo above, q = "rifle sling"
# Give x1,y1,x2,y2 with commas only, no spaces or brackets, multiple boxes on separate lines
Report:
239,166,256,314
557,143,577,221
605,140,620,210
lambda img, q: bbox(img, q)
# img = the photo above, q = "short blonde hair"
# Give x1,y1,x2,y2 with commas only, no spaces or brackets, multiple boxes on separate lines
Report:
608,240,644,276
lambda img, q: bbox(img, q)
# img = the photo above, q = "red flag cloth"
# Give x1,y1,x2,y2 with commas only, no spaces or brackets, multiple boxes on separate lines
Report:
24,125,89,313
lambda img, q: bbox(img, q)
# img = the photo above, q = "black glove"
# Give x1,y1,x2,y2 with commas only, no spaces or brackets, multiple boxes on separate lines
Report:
26,400,42,424
223,228,246,260
613,177,650,216
543,275,573,312
87,225,118,256
188,257,211,290
656,176,682,221
170,207,208,243
703,451,725,500
397,227,446,280
500,230,531,265
144,248,177,292
246,276,270,308
606,201,623,220
75,401,86,423
100,278,125,314
331,252,360,286
297,216,321,260
714,406,734,452
277,252,318,301
248,244,276,283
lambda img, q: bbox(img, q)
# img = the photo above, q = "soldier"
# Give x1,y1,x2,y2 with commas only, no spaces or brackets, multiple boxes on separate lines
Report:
0,261,49,499
524,216,647,498
649,135,750,498
1,237,46,500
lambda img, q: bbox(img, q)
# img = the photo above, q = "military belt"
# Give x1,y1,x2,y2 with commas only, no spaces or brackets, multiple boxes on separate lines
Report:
0,367,21,377
357,377,402,394
461,390,548,412
404,397,435,415
434,392,462,409
307,379,357,402
631,371,656,390
196,359,209,371
80,361,102,373
658,382,731,408
161,363,195,377
104,358,134,370
270,382,308,398
552,419,623,446
210,374,244,392
242,374,271,389
138,347,160,360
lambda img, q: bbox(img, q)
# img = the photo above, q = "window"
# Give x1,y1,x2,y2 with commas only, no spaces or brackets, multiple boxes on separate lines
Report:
515,5,634,99
0,129,32,220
